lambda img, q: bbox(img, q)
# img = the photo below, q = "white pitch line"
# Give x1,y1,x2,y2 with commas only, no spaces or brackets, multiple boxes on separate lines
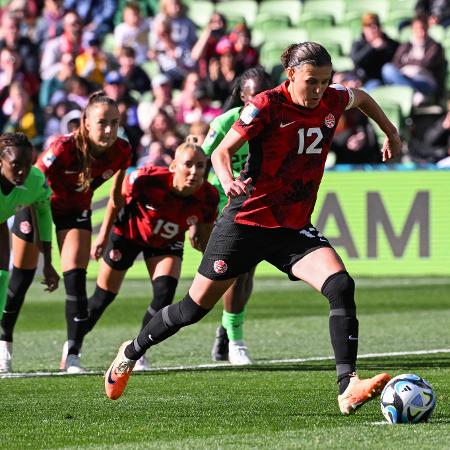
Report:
1,348,449,379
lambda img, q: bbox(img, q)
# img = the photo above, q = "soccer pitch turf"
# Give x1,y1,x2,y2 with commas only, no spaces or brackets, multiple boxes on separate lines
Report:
1,278,449,449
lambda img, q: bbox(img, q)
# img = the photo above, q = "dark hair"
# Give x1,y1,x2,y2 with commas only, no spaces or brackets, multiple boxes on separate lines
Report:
0,132,32,159
74,91,118,191
281,42,332,69
225,66,273,110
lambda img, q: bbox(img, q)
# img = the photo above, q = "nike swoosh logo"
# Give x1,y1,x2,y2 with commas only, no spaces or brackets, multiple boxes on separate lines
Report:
348,335,358,340
76,217,89,222
73,317,88,322
107,368,116,385
280,121,297,128
145,205,157,211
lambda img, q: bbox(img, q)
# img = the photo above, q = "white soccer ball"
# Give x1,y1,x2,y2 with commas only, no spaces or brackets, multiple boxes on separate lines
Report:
380,374,436,424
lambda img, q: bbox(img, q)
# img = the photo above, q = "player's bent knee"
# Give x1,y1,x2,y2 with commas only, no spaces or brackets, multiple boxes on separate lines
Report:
321,271,356,312
162,294,210,328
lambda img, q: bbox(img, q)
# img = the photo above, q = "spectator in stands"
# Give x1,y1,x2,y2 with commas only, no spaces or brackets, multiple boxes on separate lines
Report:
156,0,197,49
205,38,239,104
175,71,201,124
148,14,196,88
63,0,117,43
330,72,381,165
113,0,151,65
350,13,399,92
191,12,228,78
117,46,151,95
416,0,450,27
381,14,446,105
137,73,176,132
0,80,43,146
180,86,222,125
40,10,84,80
229,23,259,72
34,0,65,46
75,38,107,88
0,12,39,78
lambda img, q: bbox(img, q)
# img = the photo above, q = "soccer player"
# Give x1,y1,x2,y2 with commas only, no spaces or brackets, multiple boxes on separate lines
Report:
11,91,131,373
104,42,400,415
76,136,218,370
203,67,273,365
0,132,59,372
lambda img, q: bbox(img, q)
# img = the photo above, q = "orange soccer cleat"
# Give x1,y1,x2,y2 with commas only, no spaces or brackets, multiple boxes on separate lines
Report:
338,372,391,415
105,341,136,400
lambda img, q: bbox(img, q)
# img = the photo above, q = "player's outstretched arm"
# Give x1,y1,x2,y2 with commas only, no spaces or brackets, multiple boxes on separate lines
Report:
351,88,402,162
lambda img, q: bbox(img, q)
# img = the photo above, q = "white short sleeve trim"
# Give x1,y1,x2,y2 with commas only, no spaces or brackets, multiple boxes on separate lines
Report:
345,87,355,110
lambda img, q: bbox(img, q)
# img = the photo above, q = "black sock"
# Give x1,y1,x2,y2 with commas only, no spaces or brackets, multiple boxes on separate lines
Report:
321,271,358,391
0,267,35,342
86,285,117,333
63,269,88,355
125,293,210,360
140,276,178,330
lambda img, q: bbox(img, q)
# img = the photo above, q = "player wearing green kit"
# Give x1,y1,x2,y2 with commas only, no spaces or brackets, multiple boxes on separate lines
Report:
0,132,59,372
202,67,272,364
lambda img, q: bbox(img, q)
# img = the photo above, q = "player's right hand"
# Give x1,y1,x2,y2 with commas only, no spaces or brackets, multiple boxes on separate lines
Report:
91,236,106,261
224,177,252,198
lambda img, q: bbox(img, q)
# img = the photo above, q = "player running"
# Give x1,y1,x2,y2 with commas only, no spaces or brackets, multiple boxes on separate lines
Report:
0,132,59,372
104,42,399,415
75,136,218,370
203,67,273,365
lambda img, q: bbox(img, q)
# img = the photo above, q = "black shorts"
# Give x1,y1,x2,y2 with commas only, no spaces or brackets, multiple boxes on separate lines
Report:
12,208,36,243
198,216,333,281
103,232,184,271
53,210,92,232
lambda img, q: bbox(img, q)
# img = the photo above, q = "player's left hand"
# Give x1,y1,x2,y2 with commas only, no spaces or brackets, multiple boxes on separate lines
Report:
381,132,402,162
42,264,60,292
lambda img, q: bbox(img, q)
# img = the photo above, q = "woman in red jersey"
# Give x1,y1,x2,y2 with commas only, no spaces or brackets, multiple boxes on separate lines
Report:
73,136,218,370
105,42,402,412
12,91,131,373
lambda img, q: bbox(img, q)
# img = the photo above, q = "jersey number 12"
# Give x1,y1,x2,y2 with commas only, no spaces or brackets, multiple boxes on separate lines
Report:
297,128,323,154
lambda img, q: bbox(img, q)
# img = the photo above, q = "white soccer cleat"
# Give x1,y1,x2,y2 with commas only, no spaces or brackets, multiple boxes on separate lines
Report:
65,354,86,374
228,340,252,365
0,340,12,373
134,354,150,371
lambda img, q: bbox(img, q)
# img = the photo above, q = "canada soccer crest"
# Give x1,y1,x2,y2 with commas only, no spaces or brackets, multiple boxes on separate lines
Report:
109,249,122,262
213,260,228,274
324,113,335,128
20,221,32,234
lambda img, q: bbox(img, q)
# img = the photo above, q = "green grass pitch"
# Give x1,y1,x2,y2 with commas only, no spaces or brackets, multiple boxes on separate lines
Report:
1,278,449,449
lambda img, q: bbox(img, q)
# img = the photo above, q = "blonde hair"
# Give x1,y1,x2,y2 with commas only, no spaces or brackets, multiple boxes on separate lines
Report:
173,135,205,160
74,91,118,191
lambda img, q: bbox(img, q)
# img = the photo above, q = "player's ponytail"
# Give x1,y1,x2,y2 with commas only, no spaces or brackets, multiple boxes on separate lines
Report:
74,91,118,192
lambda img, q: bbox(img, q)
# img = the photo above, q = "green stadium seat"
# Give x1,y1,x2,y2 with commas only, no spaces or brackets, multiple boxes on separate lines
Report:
370,85,414,120
370,103,403,141
344,0,390,22
298,12,335,32
382,10,414,31
142,60,161,80
258,0,303,26
332,56,355,73
253,12,292,31
101,33,116,55
259,41,288,73
302,0,346,25
215,1,258,27
308,26,353,56
187,1,215,28
387,0,416,14
259,28,309,48
399,24,446,43
340,11,365,39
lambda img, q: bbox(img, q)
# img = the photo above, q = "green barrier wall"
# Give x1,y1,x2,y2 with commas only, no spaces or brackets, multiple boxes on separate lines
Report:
53,169,450,278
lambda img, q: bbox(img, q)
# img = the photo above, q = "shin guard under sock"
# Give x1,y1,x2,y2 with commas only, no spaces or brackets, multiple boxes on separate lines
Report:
86,285,117,333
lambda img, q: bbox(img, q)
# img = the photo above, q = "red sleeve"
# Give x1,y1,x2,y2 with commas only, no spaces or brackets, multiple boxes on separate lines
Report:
231,92,271,141
35,137,67,176
123,167,146,200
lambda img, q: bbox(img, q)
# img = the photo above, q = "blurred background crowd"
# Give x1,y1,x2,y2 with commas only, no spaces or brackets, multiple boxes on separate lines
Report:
0,0,449,168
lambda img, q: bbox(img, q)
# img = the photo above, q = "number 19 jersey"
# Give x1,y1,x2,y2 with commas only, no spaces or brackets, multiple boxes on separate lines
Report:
230,81,354,229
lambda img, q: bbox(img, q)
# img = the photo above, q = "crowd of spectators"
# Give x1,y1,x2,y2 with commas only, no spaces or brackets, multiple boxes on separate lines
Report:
0,0,449,167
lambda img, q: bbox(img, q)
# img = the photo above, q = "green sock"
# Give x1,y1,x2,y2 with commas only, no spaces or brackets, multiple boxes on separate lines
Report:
0,270,9,321
221,310,245,342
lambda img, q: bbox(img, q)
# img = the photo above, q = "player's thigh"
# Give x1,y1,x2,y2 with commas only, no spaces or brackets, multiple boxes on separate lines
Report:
57,228,92,271
12,234,39,269
189,272,236,309
291,247,346,292
96,259,127,293
145,255,182,280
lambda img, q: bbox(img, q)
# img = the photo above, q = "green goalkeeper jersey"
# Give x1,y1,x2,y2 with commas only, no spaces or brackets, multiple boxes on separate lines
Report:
0,166,52,242
202,107,248,213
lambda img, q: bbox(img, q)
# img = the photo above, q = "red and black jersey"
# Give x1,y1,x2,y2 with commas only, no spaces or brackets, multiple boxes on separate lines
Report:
230,81,353,229
36,134,131,216
114,165,219,248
